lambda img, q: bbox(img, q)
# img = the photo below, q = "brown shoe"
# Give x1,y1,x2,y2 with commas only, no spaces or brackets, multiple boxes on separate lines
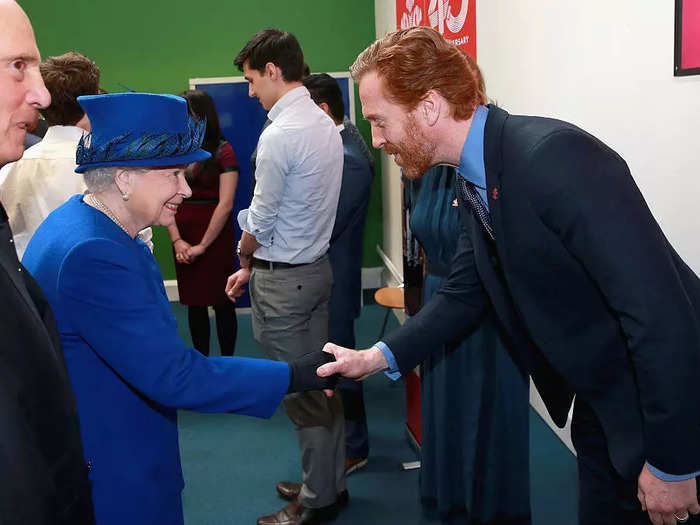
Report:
276,481,302,500
275,481,349,508
257,499,301,525
257,498,340,525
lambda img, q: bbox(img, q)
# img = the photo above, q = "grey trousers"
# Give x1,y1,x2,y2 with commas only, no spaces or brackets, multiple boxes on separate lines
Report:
250,255,346,508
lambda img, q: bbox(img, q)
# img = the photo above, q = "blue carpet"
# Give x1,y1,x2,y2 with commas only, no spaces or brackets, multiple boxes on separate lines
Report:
172,303,579,524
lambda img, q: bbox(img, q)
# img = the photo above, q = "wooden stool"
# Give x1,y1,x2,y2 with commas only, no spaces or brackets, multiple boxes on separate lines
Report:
374,287,404,338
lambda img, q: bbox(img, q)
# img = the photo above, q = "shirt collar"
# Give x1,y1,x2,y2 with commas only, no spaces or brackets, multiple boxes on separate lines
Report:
336,123,345,132
41,125,86,144
268,85,308,121
457,105,488,189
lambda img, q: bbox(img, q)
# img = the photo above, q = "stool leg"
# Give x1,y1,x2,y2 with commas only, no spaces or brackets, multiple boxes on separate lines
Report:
378,307,391,338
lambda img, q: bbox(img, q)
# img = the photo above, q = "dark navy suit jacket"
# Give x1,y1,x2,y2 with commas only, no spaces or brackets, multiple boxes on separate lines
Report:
0,202,94,524
328,124,374,323
385,105,700,479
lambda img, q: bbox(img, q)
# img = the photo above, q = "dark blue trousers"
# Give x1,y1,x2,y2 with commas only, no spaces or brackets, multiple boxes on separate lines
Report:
572,399,700,525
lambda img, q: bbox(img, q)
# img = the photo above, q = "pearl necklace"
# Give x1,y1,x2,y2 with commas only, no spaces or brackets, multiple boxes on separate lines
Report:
85,193,131,236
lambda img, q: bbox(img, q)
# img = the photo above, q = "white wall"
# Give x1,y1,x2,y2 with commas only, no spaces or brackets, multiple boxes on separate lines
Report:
374,0,404,285
477,1,700,274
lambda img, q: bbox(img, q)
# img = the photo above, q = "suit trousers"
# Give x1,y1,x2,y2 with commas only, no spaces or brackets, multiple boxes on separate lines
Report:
572,398,700,524
329,314,370,460
250,256,346,508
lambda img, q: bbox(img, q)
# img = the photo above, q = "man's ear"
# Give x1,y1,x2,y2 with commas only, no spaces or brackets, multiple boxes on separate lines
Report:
318,101,331,118
419,90,441,127
265,62,280,80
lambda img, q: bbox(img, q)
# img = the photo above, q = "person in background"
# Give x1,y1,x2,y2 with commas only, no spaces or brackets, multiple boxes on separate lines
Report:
407,164,530,523
228,29,346,525
303,72,374,476
22,91,337,525
168,89,239,356
318,26,700,525
0,1,94,523
0,51,99,258
250,64,310,199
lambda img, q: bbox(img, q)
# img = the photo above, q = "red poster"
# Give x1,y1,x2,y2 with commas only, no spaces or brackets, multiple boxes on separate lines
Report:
396,0,476,58
681,0,700,69
675,0,700,75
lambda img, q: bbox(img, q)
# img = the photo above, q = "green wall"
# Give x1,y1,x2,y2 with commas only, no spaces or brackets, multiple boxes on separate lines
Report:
21,0,382,278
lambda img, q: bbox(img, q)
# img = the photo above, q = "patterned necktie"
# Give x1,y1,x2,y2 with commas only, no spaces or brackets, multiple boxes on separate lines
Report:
456,175,495,241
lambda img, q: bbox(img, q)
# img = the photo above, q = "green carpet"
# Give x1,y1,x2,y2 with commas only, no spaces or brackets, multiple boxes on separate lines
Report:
171,302,579,524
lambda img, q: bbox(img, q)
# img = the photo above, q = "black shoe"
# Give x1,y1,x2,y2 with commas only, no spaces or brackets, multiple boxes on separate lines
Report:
298,503,339,525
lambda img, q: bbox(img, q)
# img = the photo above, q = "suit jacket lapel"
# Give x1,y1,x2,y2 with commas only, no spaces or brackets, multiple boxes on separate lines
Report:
0,203,43,321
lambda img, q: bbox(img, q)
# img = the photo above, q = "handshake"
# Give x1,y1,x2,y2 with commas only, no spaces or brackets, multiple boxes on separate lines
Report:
286,350,340,394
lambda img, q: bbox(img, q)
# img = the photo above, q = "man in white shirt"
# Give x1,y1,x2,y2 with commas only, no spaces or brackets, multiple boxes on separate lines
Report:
0,51,98,258
227,29,345,525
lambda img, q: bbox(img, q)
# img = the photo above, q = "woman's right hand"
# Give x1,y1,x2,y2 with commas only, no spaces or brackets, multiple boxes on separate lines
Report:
174,239,193,264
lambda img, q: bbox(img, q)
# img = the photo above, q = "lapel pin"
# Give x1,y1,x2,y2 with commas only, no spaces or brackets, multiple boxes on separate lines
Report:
491,187,499,200
452,198,459,207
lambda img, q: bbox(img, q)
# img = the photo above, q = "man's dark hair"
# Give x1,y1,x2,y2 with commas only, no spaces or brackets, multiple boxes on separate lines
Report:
39,51,100,126
234,29,305,82
303,73,345,123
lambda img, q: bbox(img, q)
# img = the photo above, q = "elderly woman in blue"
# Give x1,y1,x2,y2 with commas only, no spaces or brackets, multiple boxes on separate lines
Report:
22,92,335,525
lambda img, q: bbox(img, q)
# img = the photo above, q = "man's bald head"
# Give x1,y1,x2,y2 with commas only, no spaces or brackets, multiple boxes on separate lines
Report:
0,0,50,165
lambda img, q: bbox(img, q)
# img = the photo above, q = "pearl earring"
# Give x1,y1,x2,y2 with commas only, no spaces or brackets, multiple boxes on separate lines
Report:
122,192,130,201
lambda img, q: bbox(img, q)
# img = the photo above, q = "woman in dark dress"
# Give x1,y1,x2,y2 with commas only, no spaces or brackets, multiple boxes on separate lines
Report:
408,165,531,524
168,89,239,356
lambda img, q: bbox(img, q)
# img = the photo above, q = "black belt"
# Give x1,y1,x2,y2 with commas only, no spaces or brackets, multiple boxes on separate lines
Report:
251,258,309,270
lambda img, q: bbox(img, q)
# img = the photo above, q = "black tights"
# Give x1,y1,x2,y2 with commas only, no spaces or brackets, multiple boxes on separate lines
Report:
187,303,238,357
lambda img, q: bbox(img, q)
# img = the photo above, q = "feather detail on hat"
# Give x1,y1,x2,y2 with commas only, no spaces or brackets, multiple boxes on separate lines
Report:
76,116,206,166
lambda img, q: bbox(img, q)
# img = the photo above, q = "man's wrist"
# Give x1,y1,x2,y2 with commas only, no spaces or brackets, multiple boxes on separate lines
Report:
236,242,252,267
365,346,389,375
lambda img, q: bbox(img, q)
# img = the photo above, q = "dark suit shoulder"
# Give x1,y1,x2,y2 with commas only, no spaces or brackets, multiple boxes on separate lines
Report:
502,113,591,157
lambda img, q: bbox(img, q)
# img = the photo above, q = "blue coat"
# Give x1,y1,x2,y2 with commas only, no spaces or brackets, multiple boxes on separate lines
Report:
328,124,374,323
23,195,289,525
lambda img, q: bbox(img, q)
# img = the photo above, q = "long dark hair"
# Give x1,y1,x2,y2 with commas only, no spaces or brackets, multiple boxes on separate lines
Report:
179,89,223,154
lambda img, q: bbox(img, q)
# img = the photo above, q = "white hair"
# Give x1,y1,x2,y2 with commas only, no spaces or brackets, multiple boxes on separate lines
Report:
82,166,148,193
82,166,117,193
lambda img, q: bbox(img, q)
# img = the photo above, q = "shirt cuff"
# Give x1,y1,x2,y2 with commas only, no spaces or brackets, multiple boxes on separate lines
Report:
646,462,700,481
237,208,272,247
375,341,401,381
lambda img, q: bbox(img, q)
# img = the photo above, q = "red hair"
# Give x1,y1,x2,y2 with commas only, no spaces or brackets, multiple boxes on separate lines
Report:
351,27,486,120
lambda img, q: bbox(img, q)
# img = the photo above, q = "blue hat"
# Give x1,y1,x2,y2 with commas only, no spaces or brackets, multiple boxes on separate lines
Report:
75,92,211,173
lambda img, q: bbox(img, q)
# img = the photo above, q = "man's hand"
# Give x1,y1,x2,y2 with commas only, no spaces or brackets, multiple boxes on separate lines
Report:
225,268,251,302
637,464,700,525
317,343,389,382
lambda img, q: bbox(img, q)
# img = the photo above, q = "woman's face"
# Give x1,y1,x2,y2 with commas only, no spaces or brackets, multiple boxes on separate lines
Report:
126,166,192,229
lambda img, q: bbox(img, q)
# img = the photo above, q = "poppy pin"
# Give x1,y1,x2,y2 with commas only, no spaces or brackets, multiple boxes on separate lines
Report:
491,187,499,200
